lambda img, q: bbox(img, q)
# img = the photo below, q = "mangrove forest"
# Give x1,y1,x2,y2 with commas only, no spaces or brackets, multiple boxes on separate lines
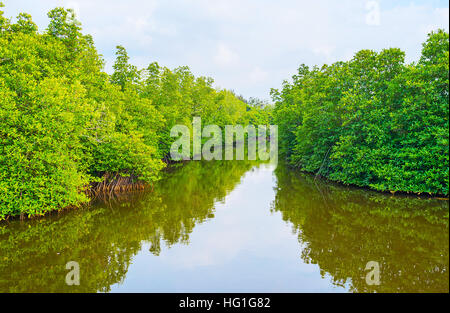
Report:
0,2,448,294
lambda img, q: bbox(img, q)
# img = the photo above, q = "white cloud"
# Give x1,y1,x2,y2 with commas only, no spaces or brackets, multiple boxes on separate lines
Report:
64,1,81,18
127,16,151,32
214,43,239,67
420,7,450,35
249,66,269,83
312,44,336,62
2,0,449,100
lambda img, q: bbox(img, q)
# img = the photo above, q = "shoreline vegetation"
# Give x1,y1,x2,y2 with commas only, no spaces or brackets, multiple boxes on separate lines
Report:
1,161,448,292
272,29,449,198
2,159,448,223
1,4,448,220
0,5,272,220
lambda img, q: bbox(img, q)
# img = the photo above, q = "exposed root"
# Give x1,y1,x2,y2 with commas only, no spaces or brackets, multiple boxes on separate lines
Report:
89,172,149,197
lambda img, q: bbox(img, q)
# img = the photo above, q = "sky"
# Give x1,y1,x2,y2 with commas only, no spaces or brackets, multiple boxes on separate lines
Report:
2,0,449,101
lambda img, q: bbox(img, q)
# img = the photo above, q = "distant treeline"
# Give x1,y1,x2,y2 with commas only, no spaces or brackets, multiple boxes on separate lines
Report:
0,4,272,219
272,29,449,196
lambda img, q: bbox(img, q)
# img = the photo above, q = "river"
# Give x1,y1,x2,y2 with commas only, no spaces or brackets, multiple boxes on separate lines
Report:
0,161,448,292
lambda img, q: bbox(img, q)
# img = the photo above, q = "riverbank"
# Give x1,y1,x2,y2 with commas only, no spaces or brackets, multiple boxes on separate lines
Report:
2,158,448,224
272,30,449,197
1,161,448,292
0,4,272,220
283,162,450,200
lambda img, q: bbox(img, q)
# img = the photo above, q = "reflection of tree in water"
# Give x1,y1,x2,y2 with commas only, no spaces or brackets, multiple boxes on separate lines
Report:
272,164,449,293
0,161,256,292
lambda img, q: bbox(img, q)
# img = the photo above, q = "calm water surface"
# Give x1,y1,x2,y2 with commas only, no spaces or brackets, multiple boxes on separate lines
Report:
0,161,448,292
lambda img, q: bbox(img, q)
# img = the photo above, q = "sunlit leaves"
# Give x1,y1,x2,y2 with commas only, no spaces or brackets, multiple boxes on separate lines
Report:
272,30,449,196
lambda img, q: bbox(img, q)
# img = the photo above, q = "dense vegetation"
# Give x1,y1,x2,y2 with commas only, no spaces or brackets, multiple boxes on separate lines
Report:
0,4,271,219
1,3,447,220
272,30,449,196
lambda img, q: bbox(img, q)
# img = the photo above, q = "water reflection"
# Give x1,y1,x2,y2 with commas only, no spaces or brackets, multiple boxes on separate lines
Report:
272,164,449,293
0,161,448,293
0,161,255,292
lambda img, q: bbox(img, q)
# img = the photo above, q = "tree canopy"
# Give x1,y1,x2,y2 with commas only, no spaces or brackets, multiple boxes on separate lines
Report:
0,4,271,219
272,29,449,196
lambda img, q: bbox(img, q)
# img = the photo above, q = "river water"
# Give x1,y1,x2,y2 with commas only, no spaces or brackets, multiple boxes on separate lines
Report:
0,161,448,292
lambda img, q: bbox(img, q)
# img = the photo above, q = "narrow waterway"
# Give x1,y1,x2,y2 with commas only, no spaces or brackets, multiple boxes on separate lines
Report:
0,161,448,292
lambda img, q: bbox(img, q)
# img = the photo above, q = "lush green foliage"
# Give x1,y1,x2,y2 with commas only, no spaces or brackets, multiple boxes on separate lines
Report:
272,30,449,195
0,4,271,219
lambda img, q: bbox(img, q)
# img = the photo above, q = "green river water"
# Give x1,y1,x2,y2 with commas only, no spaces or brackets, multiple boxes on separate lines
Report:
0,161,448,292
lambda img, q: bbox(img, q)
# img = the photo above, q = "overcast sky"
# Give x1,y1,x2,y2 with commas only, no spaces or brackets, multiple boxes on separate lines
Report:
2,0,449,100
